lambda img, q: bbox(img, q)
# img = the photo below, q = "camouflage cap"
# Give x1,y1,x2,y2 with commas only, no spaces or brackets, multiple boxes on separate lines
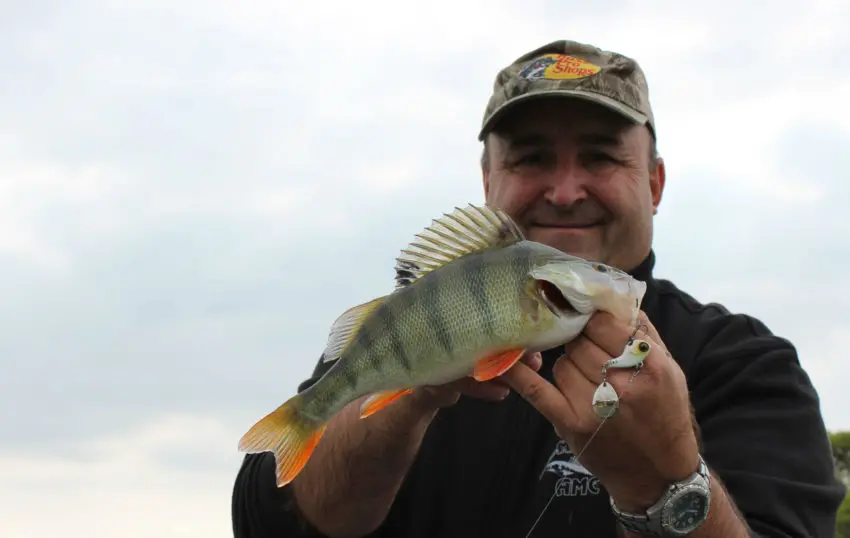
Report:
478,39,655,141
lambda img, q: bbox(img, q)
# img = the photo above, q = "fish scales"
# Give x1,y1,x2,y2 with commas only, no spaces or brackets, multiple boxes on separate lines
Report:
299,281,434,419
436,245,535,358
237,203,649,487
305,247,536,421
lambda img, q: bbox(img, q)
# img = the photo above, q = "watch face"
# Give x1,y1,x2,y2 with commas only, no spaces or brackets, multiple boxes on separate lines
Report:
668,490,710,533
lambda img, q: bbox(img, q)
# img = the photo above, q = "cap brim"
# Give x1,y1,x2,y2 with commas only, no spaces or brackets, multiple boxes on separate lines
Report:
477,89,649,141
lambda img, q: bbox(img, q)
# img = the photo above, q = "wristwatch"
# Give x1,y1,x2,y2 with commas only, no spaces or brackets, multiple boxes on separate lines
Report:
610,454,712,537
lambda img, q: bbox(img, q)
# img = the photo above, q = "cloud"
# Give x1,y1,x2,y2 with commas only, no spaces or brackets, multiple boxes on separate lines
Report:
651,118,850,428
1,0,849,536
0,414,239,538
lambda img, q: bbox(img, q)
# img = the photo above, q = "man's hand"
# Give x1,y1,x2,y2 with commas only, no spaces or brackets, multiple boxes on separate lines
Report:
289,350,543,538
411,351,543,410
500,310,700,512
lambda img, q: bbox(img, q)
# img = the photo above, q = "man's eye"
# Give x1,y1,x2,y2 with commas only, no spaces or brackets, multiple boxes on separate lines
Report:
585,151,620,164
516,153,546,165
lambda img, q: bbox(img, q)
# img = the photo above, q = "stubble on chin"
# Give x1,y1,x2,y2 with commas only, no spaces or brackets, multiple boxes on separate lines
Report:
526,226,607,263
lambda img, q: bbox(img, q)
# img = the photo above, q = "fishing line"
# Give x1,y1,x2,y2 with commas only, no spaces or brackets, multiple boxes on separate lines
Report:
524,416,609,538
524,324,646,538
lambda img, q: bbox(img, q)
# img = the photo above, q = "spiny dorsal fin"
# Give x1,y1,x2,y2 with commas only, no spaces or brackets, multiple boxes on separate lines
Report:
393,204,525,289
320,296,385,363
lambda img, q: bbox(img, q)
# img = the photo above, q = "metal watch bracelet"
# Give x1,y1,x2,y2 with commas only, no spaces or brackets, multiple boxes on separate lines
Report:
610,455,712,537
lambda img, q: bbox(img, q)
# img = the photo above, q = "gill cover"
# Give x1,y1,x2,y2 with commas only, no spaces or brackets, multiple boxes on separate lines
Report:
529,262,646,324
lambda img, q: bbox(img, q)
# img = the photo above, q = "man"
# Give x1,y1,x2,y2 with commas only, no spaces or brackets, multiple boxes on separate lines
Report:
232,39,845,537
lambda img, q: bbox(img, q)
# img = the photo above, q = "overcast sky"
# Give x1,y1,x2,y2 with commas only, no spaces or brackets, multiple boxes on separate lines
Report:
2,1,849,537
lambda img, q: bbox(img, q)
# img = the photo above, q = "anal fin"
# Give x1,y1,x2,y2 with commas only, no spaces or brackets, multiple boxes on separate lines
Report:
359,388,415,418
472,348,526,381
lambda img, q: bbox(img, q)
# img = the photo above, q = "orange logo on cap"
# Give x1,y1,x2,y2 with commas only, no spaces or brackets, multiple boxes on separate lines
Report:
518,54,601,80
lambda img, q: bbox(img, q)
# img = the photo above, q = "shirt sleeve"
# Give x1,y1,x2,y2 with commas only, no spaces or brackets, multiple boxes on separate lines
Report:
689,311,845,537
231,451,328,538
231,356,339,538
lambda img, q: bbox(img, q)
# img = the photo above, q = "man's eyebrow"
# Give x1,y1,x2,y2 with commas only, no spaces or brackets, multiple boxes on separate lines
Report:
503,131,624,149
504,134,552,149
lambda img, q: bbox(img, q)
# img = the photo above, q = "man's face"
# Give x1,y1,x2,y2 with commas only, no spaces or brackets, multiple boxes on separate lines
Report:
482,98,665,272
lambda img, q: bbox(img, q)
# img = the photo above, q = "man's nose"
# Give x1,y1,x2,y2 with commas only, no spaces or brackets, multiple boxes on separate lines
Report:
543,161,590,206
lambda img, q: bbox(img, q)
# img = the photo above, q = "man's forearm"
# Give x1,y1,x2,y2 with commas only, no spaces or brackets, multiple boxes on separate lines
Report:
291,393,440,538
619,472,752,538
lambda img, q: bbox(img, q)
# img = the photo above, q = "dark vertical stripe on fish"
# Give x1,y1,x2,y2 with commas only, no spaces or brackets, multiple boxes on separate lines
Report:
345,320,375,391
463,253,495,337
363,303,388,375
422,273,455,356
368,303,407,374
375,301,412,374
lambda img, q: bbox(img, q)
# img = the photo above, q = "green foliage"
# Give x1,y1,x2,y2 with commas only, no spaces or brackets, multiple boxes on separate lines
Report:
831,431,850,538
830,431,850,487
838,494,850,538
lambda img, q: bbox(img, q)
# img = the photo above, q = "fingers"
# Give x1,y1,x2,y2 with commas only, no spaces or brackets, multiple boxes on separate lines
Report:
634,311,670,356
523,351,544,371
454,377,511,400
499,361,578,435
484,350,543,387
582,312,638,358
418,351,545,407
583,311,668,363
456,351,543,399
414,385,462,409
563,336,607,384
562,336,636,391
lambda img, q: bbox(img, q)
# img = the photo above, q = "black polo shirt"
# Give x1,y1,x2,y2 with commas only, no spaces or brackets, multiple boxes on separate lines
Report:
231,251,845,537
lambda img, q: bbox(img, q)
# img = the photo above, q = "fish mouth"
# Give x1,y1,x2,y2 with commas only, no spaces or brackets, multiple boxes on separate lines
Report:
529,260,646,322
536,279,582,317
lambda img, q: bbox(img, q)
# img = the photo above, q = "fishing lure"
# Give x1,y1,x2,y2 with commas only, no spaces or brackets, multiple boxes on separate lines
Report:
526,335,652,538
591,337,652,419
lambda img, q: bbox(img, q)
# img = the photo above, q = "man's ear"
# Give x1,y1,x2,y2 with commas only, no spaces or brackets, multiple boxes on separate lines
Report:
650,156,665,215
481,142,491,198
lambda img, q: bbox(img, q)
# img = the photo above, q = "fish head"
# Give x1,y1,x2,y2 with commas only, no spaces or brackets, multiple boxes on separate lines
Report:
527,247,647,325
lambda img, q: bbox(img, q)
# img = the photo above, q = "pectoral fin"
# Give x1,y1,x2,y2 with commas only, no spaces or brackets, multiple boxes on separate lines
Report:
471,348,526,382
359,388,415,418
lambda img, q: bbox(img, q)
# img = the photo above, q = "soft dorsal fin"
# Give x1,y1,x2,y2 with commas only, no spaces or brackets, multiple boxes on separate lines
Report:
320,296,385,363
393,204,525,289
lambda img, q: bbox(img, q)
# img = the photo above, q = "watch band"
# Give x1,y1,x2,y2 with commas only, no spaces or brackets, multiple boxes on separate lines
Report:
610,455,711,537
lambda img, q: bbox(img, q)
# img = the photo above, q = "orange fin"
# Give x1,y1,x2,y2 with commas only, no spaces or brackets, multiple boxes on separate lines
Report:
472,348,526,381
359,388,415,418
238,395,327,487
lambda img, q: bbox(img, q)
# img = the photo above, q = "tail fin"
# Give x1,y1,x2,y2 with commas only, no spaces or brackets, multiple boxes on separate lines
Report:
238,395,327,487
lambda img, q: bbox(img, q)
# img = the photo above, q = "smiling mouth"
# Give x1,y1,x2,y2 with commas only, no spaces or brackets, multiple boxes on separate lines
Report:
533,222,602,229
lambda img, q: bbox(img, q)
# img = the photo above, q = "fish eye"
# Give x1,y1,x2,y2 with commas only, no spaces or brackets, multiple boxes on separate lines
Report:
593,264,608,273
637,341,650,353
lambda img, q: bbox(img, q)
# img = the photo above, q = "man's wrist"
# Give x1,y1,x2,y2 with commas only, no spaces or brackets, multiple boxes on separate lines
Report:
609,446,702,513
618,472,752,538
609,454,712,537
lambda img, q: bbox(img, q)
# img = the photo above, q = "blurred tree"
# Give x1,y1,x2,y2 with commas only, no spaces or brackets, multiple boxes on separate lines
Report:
839,497,850,538
829,431,850,538
831,431,850,486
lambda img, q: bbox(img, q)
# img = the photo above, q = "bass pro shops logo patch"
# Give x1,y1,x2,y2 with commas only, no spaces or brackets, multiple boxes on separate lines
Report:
517,53,601,81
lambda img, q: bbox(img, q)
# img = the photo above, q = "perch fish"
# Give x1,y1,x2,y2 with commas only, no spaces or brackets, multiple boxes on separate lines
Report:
238,203,647,486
